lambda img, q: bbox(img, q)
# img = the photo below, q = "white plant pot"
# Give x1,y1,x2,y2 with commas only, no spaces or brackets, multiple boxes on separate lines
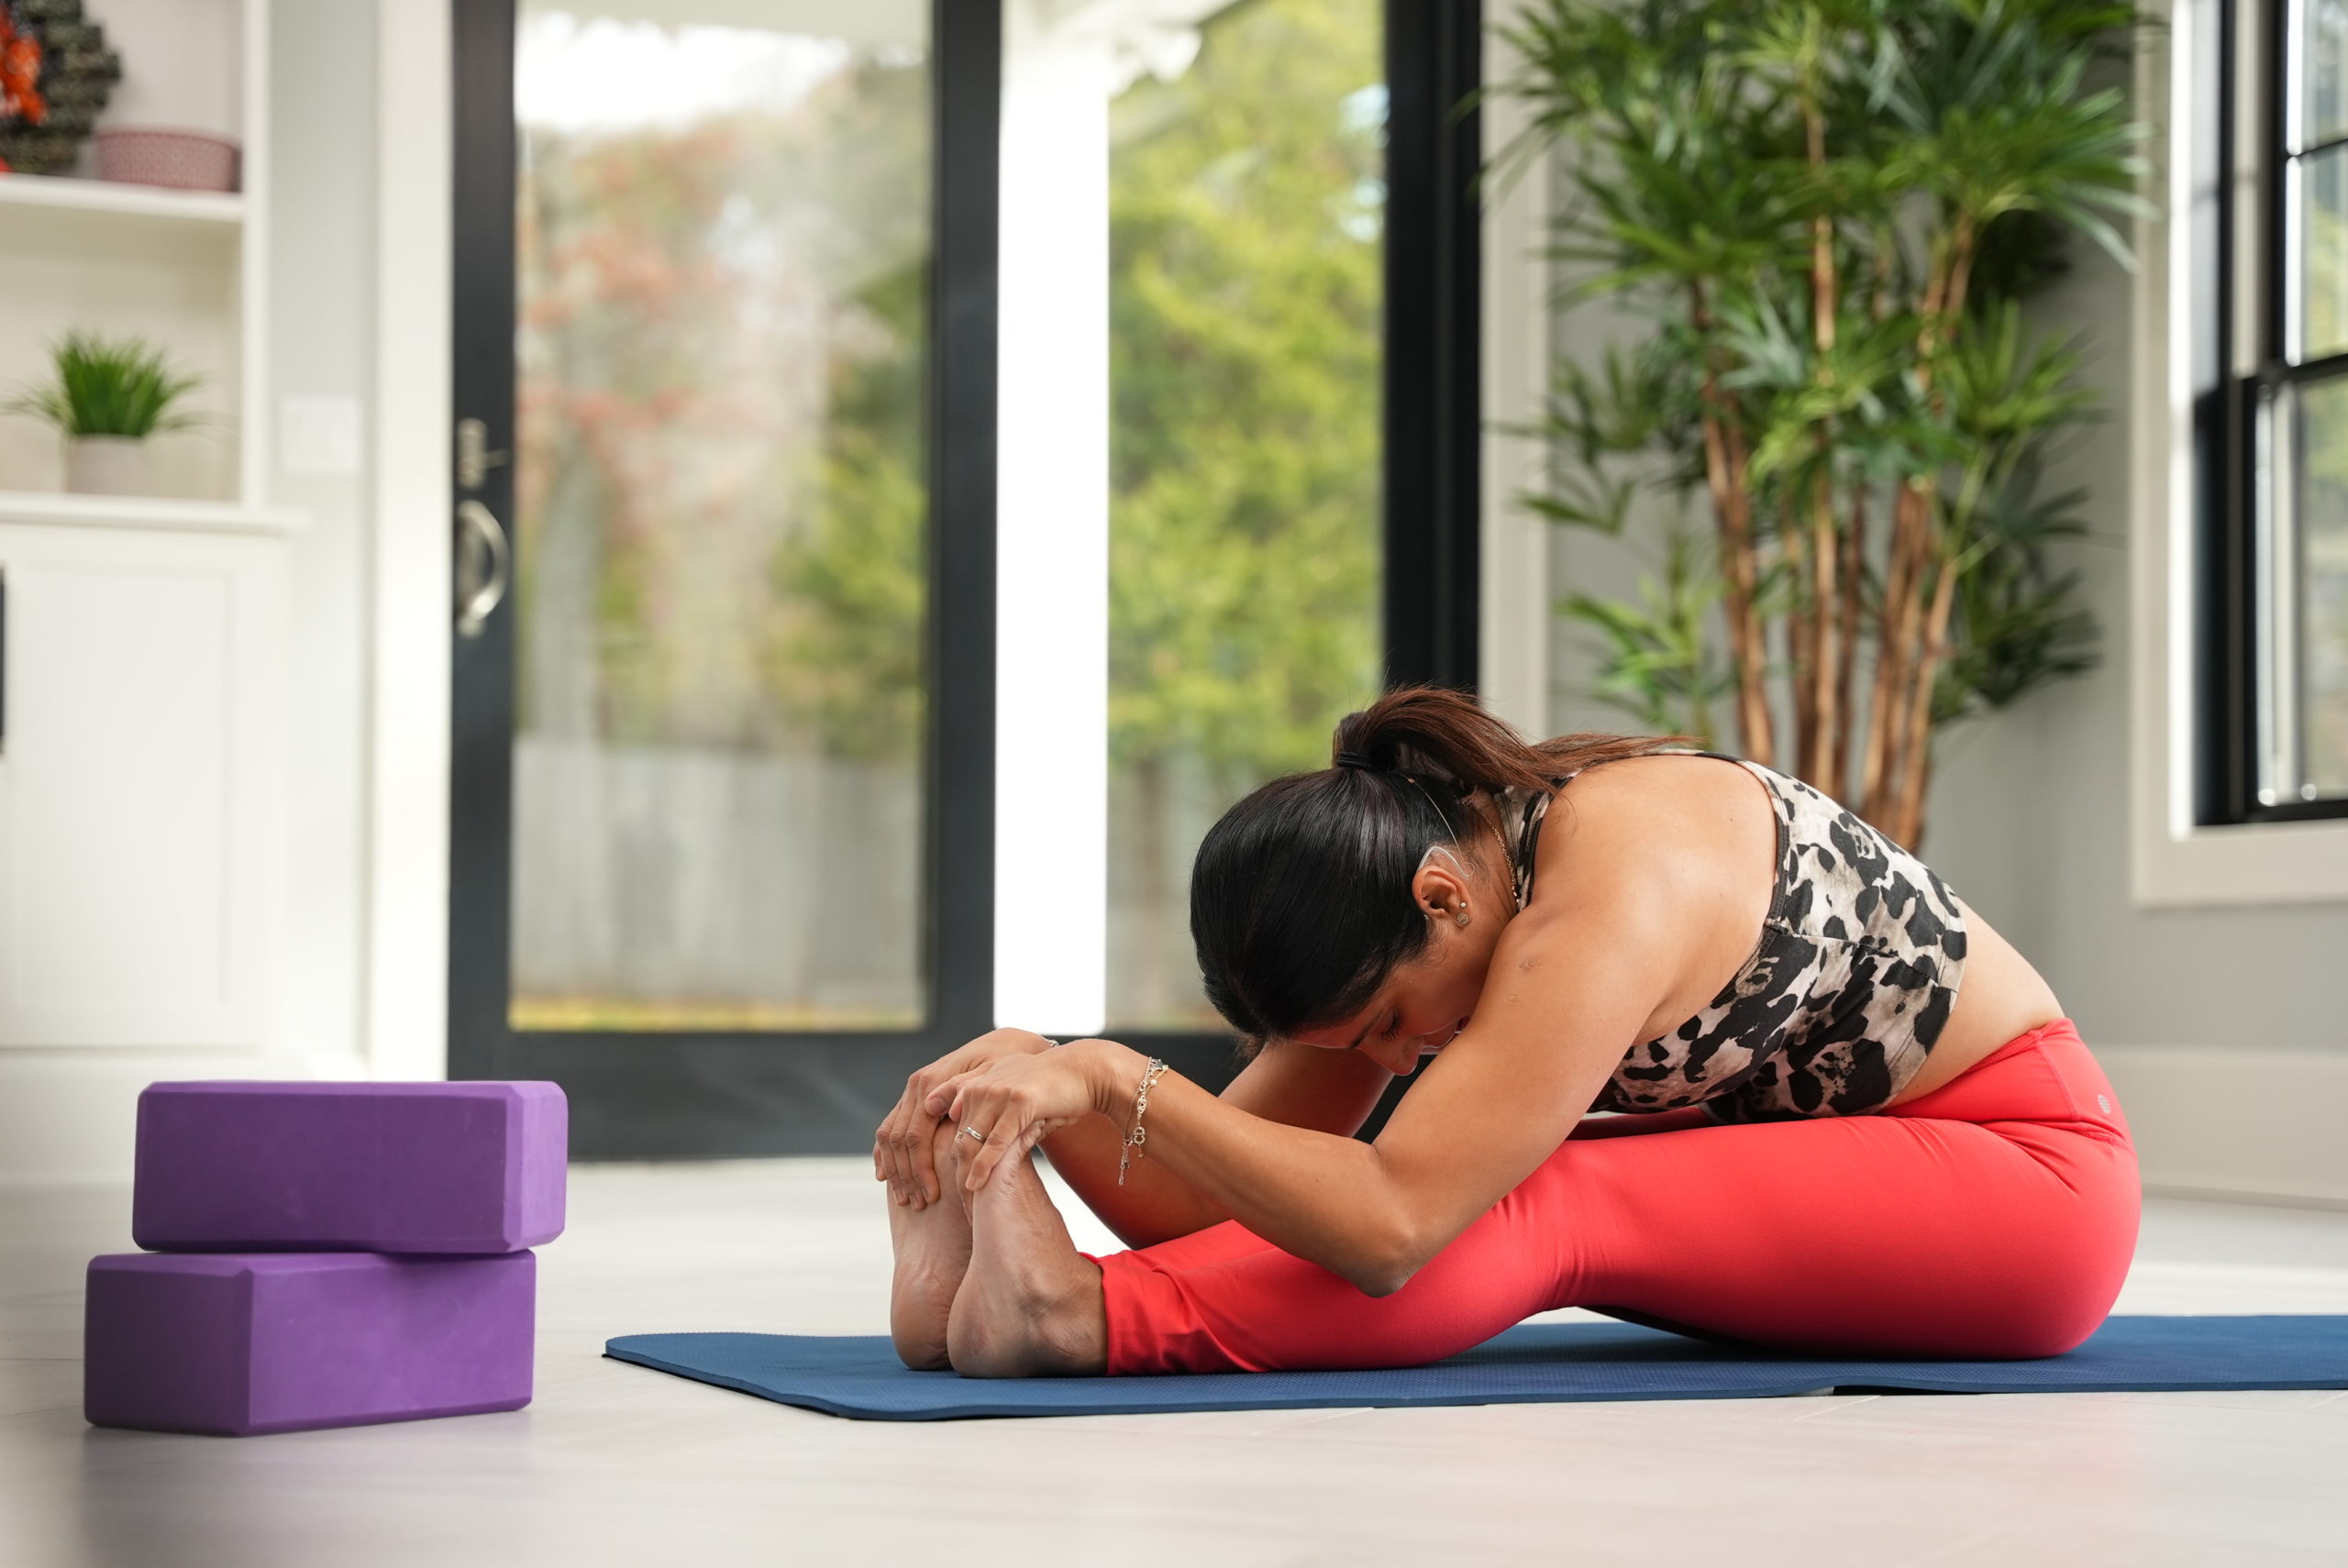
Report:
64,436,151,496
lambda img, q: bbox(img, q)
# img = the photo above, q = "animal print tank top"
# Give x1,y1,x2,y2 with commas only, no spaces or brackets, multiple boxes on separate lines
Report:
1504,755,1968,1121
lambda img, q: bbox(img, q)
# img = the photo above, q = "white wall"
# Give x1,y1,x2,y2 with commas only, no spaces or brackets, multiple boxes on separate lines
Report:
269,0,380,1077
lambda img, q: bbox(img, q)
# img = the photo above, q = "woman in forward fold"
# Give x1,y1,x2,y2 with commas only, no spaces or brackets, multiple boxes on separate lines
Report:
875,688,2139,1377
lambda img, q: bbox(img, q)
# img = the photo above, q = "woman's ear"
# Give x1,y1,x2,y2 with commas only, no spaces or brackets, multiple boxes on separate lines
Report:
1412,847,1473,923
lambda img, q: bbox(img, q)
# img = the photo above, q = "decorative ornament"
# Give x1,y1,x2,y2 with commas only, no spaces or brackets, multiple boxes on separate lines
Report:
0,0,120,178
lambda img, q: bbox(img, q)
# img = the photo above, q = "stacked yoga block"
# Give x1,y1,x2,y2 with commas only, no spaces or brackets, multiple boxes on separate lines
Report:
83,1081,567,1437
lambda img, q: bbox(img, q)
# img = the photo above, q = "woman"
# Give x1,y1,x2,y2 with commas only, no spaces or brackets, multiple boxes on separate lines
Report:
874,688,2138,1378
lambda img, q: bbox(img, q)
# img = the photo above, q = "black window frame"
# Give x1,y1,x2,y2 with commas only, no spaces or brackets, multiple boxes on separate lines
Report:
448,0,1484,1158
2207,0,2348,823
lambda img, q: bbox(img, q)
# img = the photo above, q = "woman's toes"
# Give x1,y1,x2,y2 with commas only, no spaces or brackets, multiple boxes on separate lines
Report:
888,1123,976,1370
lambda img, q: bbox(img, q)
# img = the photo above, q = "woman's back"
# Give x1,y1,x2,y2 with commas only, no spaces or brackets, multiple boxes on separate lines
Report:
1520,752,2059,1118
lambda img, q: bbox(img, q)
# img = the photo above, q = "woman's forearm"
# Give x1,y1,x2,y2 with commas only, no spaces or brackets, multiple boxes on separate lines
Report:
1042,1111,1228,1249
1081,1045,1417,1294
1044,1040,1395,1251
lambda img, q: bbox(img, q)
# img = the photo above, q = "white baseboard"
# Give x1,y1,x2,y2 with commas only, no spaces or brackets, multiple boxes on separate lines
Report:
0,1053,369,1186
2097,1044,2348,1209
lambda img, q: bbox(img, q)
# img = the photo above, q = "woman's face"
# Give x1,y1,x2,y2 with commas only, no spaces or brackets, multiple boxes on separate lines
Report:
1287,841,1512,1076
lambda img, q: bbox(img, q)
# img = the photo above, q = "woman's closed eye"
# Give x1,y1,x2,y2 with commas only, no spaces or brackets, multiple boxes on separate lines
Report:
1340,1007,1403,1053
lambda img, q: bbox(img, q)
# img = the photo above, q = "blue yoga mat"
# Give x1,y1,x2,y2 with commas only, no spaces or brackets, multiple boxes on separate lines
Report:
604,1314,2348,1422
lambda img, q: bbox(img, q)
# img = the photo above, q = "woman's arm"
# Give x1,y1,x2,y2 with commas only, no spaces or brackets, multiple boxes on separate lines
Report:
943,876,1681,1296
1041,1043,1395,1250
1114,888,1674,1293
938,757,1759,1295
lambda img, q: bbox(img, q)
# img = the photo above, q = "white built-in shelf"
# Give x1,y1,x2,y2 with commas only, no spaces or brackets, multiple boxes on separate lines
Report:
0,172,243,228
0,490,302,535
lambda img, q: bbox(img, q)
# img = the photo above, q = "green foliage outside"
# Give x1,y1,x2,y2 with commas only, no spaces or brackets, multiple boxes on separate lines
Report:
1104,0,1385,1020
514,55,929,756
769,0,1388,1020
2298,184,2348,792
1106,0,1384,796
769,258,929,765
764,0,1390,808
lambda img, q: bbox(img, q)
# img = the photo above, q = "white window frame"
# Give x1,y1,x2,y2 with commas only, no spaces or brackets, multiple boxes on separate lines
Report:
2132,0,2348,905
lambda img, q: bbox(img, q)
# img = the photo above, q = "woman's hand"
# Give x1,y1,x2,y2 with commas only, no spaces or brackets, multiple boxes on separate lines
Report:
930,1039,1146,1194
873,1028,1055,1208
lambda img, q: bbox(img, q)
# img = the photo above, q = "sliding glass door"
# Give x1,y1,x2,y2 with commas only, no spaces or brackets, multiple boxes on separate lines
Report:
449,0,999,1154
449,0,1479,1156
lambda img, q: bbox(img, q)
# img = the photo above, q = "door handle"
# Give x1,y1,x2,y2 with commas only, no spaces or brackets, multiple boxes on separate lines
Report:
456,417,510,492
454,500,511,639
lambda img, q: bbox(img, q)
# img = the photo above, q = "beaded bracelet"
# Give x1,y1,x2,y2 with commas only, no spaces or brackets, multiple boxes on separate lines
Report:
1115,1057,1169,1187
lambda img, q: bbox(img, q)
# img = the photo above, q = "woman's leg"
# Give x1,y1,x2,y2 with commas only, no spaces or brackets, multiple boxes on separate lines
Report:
1094,1021,2138,1375
941,1167,1299,1376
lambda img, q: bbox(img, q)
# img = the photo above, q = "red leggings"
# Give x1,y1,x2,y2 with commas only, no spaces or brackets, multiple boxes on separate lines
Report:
1096,1020,2140,1374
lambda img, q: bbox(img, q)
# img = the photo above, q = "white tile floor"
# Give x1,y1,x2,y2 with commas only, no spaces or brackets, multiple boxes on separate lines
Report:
4,1162,2344,1568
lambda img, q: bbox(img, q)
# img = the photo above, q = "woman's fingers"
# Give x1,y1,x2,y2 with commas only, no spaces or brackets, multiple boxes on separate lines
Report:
879,1069,949,1208
932,1049,1102,1191
958,1088,1026,1192
961,1108,1071,1193
886,1094,923,1204
903,1076,950,1206
925,1068,983,1120
962,1116,1011,1193
880,1032,1060,1198
878,1031,1057,1207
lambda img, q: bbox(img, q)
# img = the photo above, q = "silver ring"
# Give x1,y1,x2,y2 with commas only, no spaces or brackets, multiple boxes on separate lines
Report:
961,1125,987,1143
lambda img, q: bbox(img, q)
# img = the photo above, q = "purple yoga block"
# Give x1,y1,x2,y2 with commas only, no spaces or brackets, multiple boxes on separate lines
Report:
132,1081,566,1253
83,1251,536,1436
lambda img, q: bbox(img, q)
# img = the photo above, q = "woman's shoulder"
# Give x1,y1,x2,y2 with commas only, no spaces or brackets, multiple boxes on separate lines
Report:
1528,753,1779,904
1549,750,1775,827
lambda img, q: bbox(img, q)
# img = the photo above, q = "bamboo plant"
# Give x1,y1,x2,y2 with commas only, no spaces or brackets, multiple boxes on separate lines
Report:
1501,0,2142,846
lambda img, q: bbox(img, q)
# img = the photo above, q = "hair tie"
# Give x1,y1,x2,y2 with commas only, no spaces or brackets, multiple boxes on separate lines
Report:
1335,749,1376,772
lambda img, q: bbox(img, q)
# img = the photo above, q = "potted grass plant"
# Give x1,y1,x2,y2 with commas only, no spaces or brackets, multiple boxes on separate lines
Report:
5,330,205,496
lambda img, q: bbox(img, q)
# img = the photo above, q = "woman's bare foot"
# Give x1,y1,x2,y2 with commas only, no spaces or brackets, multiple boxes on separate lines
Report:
947,1147,1108,1378
887,1120,972,1370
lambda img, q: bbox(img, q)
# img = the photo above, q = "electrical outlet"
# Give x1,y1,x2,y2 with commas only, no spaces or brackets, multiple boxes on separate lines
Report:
279,395,364,478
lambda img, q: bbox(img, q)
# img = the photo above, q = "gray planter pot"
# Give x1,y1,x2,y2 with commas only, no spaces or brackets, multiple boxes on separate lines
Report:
64,436,150,496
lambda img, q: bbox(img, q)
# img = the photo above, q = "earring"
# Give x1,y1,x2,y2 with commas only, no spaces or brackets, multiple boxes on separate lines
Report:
1454,905,1471,929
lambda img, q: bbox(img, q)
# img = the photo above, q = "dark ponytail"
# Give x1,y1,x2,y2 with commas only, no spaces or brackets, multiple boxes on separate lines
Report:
1190,686,1682,1043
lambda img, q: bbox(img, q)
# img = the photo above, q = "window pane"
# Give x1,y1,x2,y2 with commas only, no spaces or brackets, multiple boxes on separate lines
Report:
2297,142,2348,360
2305,0,2348,149
1104,0,1386,1029
2296,377,2348,798
510,6,930,1031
